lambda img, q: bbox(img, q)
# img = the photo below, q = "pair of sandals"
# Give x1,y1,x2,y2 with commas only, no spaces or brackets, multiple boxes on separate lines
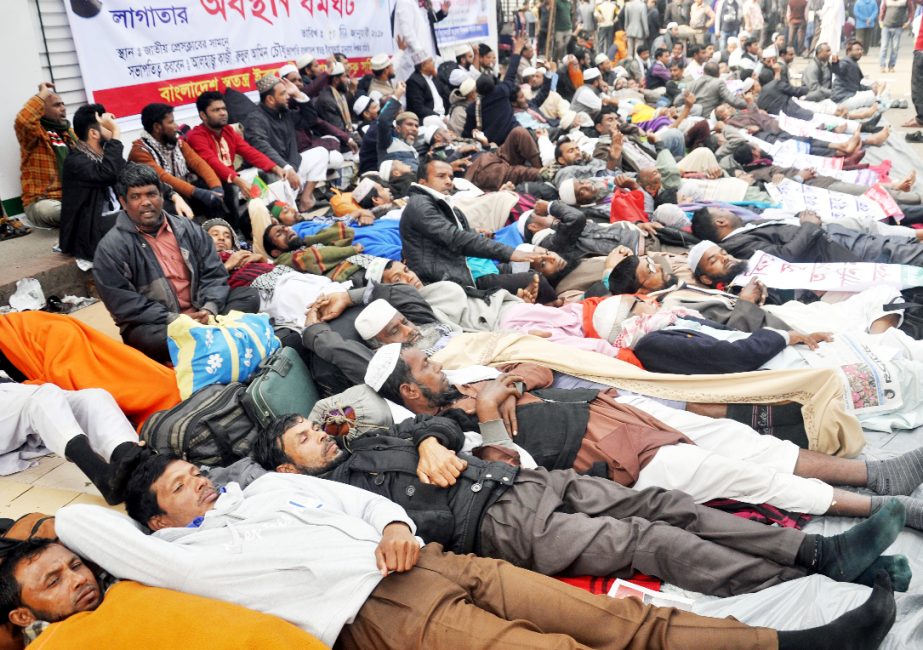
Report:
905,131,923,143
890,99,909,109
0,217,31,241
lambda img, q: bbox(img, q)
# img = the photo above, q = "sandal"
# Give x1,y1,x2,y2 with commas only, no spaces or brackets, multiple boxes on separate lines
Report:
0,217,31,241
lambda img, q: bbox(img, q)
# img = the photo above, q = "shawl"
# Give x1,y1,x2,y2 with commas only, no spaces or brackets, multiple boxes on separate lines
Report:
432,331,866,457
138,132,189,178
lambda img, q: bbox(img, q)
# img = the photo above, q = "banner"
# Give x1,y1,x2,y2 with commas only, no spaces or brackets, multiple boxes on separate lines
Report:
730,250,923,292
434,0,496,51
765,179,895,224
63,1,395,118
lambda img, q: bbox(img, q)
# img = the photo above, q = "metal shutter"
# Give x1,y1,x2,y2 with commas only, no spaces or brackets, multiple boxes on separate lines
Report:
31,0,87,117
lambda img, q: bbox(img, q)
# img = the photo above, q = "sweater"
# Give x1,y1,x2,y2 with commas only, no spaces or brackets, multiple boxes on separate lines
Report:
56,473,417,648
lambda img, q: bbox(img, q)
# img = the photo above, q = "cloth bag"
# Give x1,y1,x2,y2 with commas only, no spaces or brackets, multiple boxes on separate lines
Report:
167,310,280,399
610,188,648,223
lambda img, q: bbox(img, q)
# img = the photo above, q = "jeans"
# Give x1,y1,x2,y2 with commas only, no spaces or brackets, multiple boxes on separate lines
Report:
787,22,806,55
880,26,904,69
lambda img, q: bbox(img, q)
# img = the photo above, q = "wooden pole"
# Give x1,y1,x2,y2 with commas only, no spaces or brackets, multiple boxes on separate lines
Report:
545,0,557,60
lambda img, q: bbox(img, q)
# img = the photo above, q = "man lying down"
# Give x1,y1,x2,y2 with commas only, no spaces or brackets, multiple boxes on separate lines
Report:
54,452,898,650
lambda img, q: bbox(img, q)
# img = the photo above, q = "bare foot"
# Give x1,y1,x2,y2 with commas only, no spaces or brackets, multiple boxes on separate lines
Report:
516,273,541,304
895,170,917,192
865,125,891,147
297,193,316,212
833,123,848,134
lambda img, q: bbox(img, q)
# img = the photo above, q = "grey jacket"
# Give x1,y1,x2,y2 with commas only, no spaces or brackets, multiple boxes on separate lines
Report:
802,57,833,101
92,211,230,334
623,0,650,37
241,103,303,169
687,74,748,118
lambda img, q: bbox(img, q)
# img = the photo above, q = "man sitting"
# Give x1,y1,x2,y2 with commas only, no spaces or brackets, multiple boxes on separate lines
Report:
55,455,898,649
373,85,420,173
15,81,74,229
129,103,225,220
251,412,905,597
0,538,325,648
92,164,259,363
241,75,333,212
832,40,888,111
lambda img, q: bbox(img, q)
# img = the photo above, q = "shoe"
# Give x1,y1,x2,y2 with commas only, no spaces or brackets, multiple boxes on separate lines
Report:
889,68,896,73
0,217,31,241
905,131,923,143
860,113,883,133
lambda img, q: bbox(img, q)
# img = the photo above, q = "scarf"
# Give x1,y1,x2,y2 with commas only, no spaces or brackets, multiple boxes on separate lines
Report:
74,140,103,163
40,117,75,179
613,306,702,349
139,131,189,179
330,87,352,130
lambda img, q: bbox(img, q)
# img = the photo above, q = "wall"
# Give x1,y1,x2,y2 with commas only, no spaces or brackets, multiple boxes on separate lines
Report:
0,1,46,215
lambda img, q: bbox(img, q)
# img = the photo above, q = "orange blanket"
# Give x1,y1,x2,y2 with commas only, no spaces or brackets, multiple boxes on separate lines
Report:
0,312,180,425
30,581,327,650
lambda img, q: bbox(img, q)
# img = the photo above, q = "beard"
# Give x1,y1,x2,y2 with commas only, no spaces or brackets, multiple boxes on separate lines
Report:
419,384,463,410
303,448,350,476
162,132,179,147
388,171,415,198
709,258,749,285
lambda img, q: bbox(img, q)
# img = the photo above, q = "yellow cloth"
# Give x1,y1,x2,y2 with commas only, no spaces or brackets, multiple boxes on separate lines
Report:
432,332,866,457
630,104,657,123
30,581,328,650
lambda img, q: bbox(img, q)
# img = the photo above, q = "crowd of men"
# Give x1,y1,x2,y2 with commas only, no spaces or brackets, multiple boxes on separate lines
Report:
5,0,923,646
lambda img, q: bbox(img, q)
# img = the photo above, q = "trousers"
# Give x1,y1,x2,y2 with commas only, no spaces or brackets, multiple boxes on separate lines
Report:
479,467,807,597
336,543,778,650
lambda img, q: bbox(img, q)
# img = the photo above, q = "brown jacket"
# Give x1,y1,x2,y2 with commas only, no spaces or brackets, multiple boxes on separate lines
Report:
128,138,221,198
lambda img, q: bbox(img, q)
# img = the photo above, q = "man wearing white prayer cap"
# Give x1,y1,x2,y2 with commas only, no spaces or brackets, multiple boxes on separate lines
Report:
570,67,616,118
295,53,320,85
279,63,305,91
363,342,403,391
449,43,479,87
353,95,379,122
686,239,718,276
355,299,400,342
367,53,397,101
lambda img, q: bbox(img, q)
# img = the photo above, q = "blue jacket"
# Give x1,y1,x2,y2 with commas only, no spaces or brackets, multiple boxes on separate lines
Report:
853,0,878,28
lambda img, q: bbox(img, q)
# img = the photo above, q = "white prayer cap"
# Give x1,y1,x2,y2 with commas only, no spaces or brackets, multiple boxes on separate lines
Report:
352,177,378,204
296,53,315,69
455,44,474,58
583,67,601,82
532,228,554,246
559,109,578,130
666,21,679,30
558,178,577,205
536,67,547,75
459,78,477,96
370,53,391,71
421,124,441,144
423,115,444,128
522,66,538,78
355,299,398,341
727,36,739,46
762,46,778,59
364,257,390,285
278,63,298,78
369,90,384,103
353,95,373,116
364,343,402,391
449,68,470,87
379,160,394,181
330,61,347,76
516,243,535,253
687,239,718,274
591,295,636,344
515,210,533,238
411,49,431,66
594,53,609,66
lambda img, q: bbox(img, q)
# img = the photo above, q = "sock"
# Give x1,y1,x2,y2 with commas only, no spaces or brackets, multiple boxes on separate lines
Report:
855,555,912,593
105,442,152,506
64,435,114,500
872,495,923,531
802,498,905,582
866,447,923,495
777,572,895,650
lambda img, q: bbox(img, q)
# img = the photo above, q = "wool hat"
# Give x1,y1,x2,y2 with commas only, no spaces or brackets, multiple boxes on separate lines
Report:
353,95,373,116
686,239,717,274
594,53,609,66
558,178,577,205
583,67,601,82
352,177,378,204
256,74,282,94
278,63,298,78
296,53,315,69
364,257,390,285
202,217,240,251
379,160,394,181
459,78,477,96
591,295,636,344
370,53,391,71
364,342,402,391
355,299,398,341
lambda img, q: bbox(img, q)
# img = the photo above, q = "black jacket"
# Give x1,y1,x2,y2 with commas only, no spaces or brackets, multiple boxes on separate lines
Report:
240,102,307,169
633,318,789,374
406,71,437,120
756,79,812,121
831,57,865,103
92,211,231,335
313,87,349,132
720,221,861,264
59,139,126,260
462,53,522,144
323,416,517,555
400,184,515,286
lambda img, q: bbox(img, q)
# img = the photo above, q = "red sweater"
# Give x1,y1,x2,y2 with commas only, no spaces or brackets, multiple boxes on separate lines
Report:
185,124,277,183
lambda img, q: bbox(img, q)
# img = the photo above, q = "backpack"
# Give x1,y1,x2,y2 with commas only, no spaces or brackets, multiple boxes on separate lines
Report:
139,382,258,467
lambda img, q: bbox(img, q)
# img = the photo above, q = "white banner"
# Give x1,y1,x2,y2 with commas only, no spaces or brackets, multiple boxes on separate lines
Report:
731,250,923,292
434,0,497,51
765,179,895,224
63,0,395,118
